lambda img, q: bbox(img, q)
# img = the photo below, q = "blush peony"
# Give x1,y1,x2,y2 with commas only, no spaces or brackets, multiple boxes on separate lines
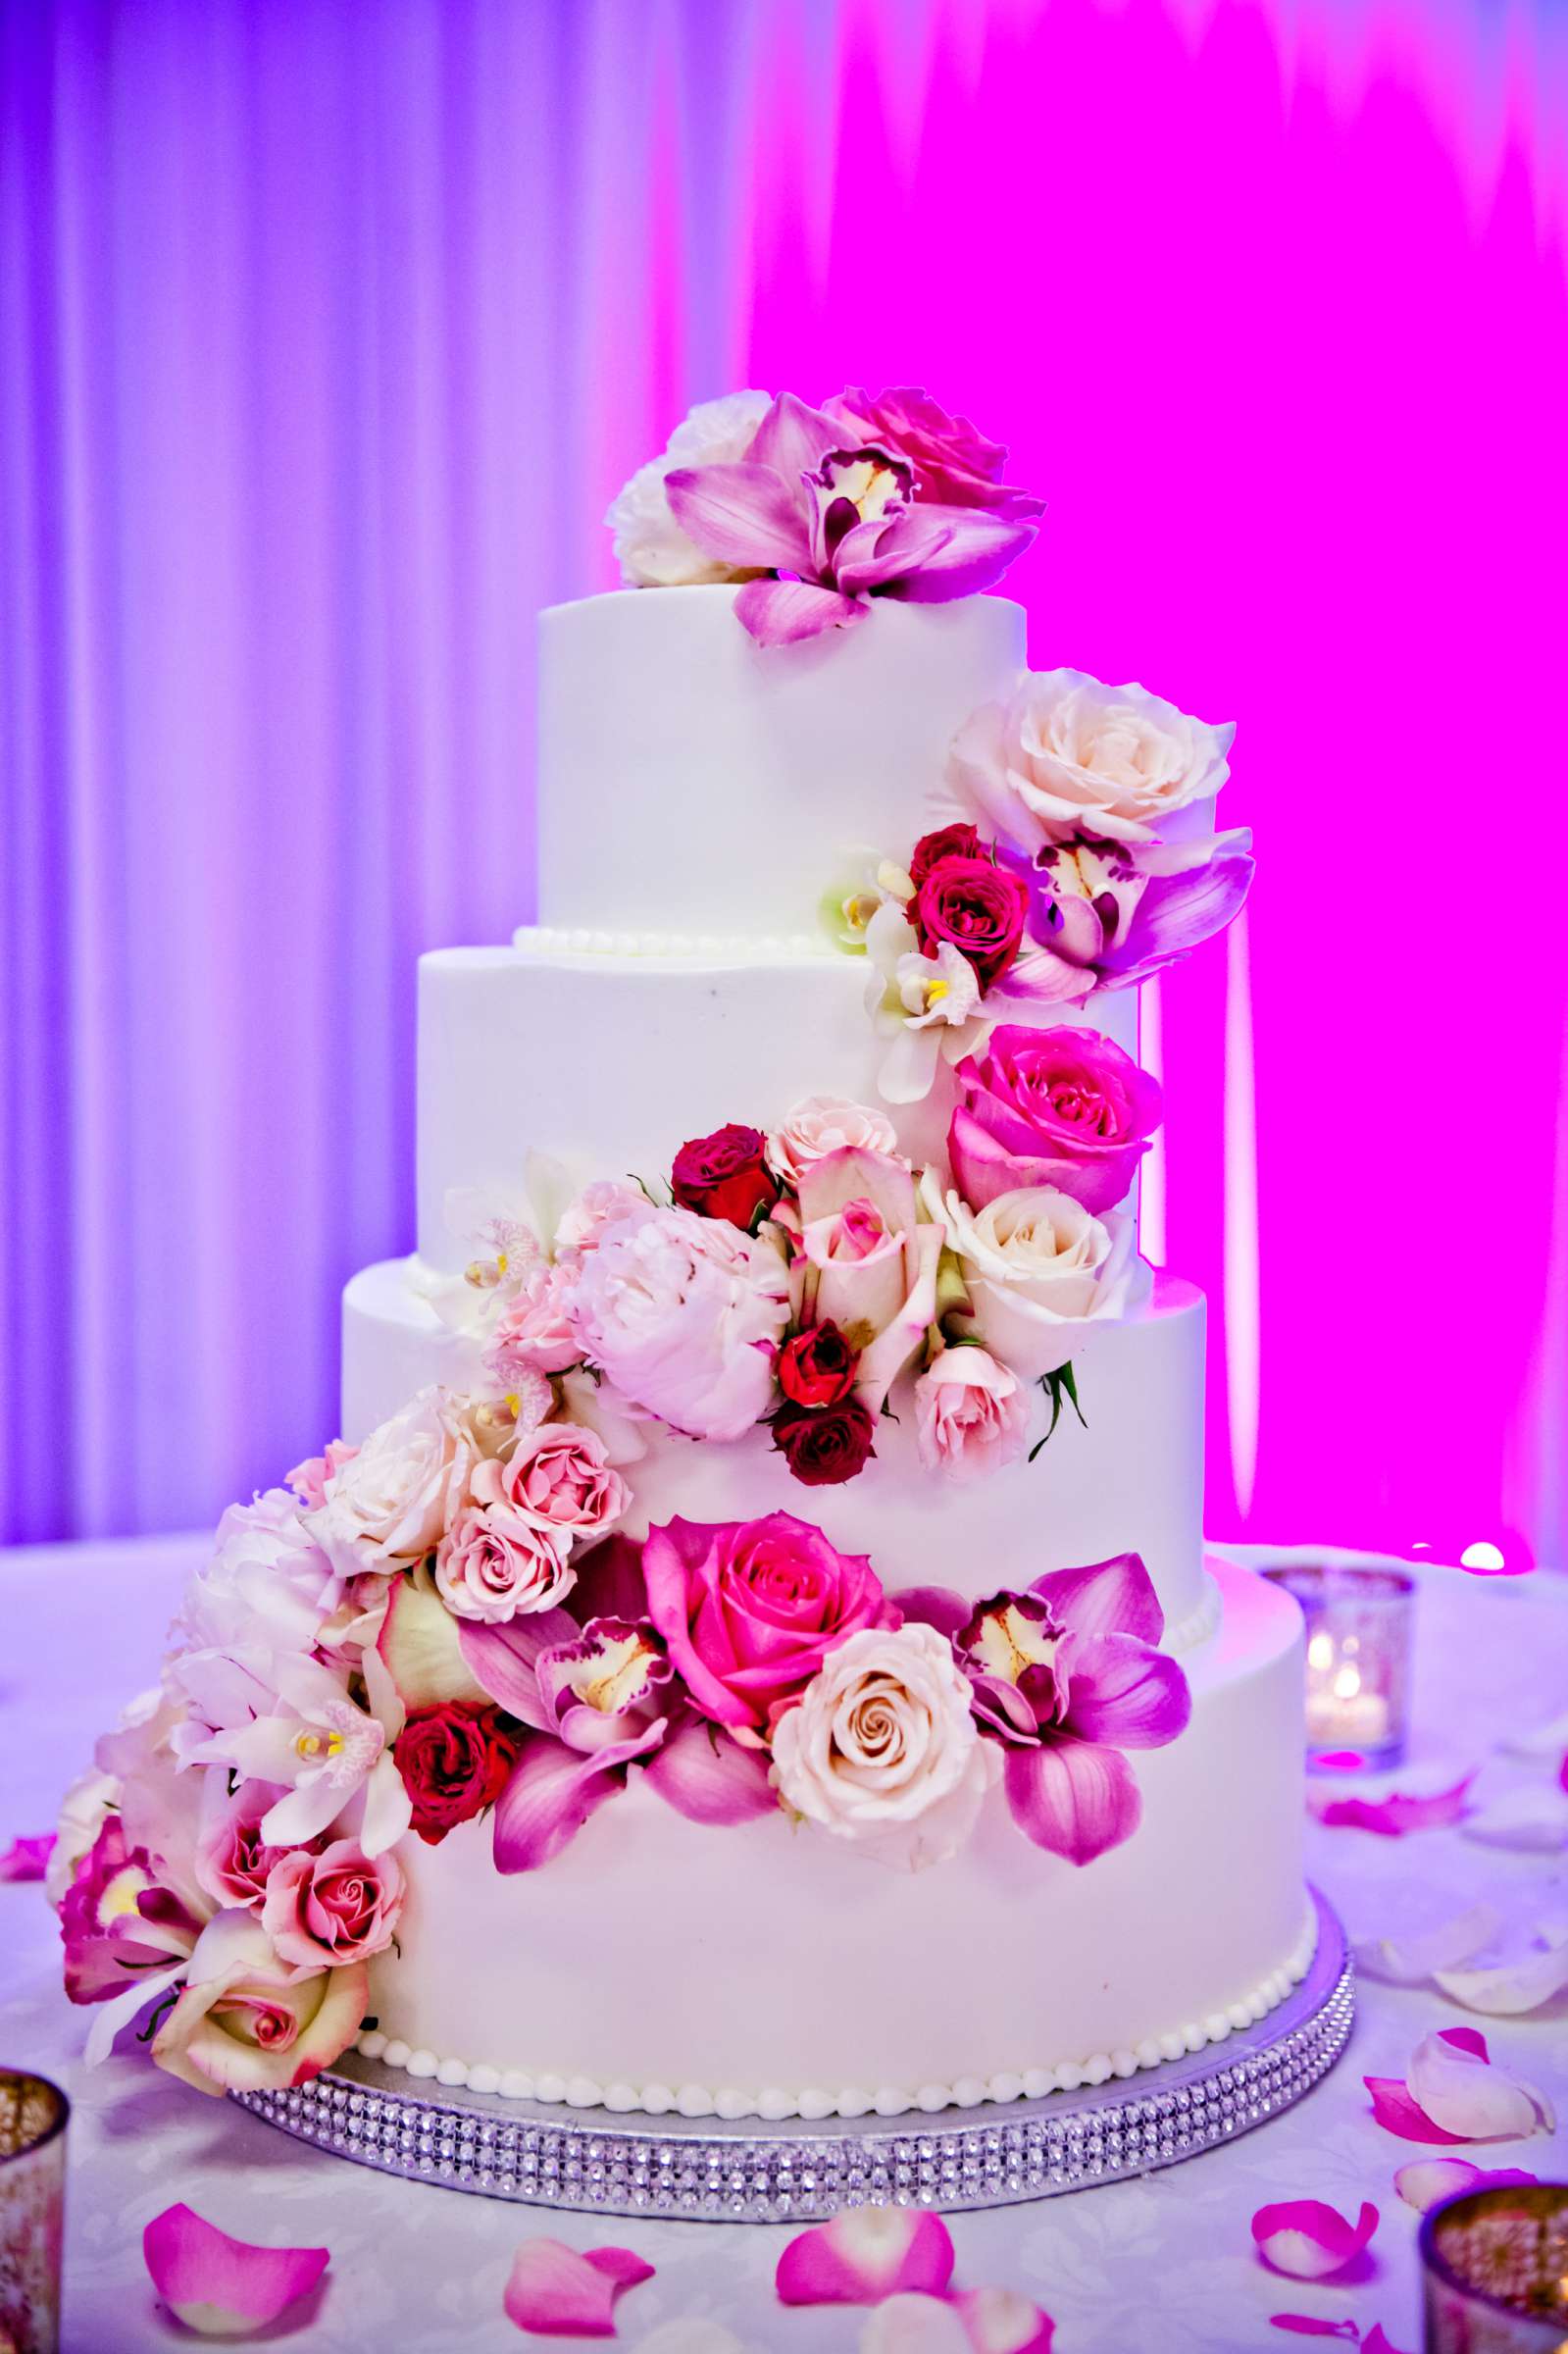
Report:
947,668,1235,850
948,1025,1163,1215
570,1203,789,1442
641,1511,894,1737
770,1624,999,1871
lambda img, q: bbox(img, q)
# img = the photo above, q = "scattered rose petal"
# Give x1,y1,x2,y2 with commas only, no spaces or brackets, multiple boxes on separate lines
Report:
636,2326,754,2354
951,2284,1057,2352
503,2239,654,2337
1269,2323,1362,2341
1354,1904,1504,1986
1310,1774,1474,1836
1498,1705,1568,1759
1393,2158,1539,2213
777,2206,955,2306
1251,2199,1379,2280
143,2205,328,2337
1434,1922,1568,2017
1368,2026,1554,2143
1462,1787,1568,1852
0,1834,54,1882
860,2296,972,2354
1362,2330,1416,2354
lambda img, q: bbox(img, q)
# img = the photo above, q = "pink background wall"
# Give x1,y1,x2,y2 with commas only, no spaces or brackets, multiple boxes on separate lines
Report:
4,0,1565,1561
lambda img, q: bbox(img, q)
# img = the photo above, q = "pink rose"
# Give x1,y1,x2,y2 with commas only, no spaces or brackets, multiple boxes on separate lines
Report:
793,1149,943,1411
260,1838,405,1968
765,1096,903,1187
434,1498,575,1621
642,1511,896,1737
193,1781,298,1913
570,1203,789,1442
151,1913,368,2096
914,1347,1033,1480
484,1260,582,1383
822,384,1043,521
486,1421,629,1535
948,1024,1164,1214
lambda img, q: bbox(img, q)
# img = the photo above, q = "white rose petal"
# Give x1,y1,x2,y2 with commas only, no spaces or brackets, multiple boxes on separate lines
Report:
605,389,773,588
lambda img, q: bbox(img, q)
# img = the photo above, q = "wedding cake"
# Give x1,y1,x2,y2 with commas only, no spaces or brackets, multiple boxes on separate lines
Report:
58,386,1309,2138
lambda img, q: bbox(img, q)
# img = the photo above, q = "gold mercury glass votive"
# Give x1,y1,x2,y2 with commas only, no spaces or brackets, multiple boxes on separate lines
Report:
1260,1559,1415,1771
0,2070,69,2354
1421,2183,1568,2353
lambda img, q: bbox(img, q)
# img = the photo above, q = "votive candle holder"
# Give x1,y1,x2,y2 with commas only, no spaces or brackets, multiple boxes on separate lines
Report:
1421,2182,1568,2353
1260,1559,1415,1770
0,2069,69,2354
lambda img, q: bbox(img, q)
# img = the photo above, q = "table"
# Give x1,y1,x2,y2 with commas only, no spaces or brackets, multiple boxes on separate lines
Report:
3,1537,1564,2353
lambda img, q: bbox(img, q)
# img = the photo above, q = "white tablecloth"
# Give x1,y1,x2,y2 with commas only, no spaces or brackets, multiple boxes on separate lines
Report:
3,1537,1564,2353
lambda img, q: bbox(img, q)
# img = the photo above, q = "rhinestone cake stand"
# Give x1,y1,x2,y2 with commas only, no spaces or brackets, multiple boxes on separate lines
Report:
234,1887,1352,2224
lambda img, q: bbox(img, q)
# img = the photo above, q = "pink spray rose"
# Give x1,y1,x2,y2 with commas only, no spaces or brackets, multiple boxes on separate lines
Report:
260,1838,405,1969
150,1914,368,2096
193,1781,300,1913
641,1511,897,1737
484,1422,629,1536
434,1498,575,1622
484,1259,582,1383
914,1347,1033,1480
569,1203,789,1442
948,1024,1163,1214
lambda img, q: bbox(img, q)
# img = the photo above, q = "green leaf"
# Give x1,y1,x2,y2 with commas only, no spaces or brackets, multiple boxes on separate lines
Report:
1028,1361,1088,1462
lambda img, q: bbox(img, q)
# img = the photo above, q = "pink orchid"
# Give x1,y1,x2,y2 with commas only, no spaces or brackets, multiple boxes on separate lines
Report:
143,2204,328,2337
776,2205,955,2305
503,2238,654,2338
487,1615,674,1871
821,385,1044,520
793,1147,943,1411
1365,2025,1555,2143
1251,2199,1379,2280
1310,1773,1475,1836
1393,2158,1540,2213
1000,828,1254,995
906,1554,1189,1864
665,391,1037,646
0,1833,54,1882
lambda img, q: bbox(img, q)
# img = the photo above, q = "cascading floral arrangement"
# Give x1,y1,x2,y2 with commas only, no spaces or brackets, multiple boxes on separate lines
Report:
830,676,1253,1100
52,1059,1195,2100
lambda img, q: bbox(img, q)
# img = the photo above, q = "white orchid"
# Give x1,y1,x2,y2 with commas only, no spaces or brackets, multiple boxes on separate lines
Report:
863,897,991,1104
172,1647,411,1858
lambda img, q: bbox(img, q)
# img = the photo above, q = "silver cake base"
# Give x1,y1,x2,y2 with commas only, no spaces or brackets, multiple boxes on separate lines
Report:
233,1887,1351,2223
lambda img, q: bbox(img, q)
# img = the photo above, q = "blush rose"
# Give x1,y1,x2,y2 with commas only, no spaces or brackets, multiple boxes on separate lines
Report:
260,1839,405,1969
641,1511,896,1738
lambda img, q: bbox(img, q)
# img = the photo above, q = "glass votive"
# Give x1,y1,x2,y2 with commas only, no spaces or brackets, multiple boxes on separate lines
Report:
0,2070,69,2354
1260,1559,1415,1771
1421,2182,1568,2352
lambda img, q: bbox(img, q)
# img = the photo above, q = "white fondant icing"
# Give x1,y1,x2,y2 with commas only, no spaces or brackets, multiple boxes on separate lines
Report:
364,1561,1307,2120
341,1255,1211,1630
537,588,1027,937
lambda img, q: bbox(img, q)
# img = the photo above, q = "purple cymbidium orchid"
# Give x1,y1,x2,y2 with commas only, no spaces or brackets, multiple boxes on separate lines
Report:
664,393,1037,646
904,1554,1190,1865
1000,829,1255,997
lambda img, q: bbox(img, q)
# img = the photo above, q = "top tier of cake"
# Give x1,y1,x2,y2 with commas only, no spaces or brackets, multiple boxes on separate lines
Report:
537,587,1027,938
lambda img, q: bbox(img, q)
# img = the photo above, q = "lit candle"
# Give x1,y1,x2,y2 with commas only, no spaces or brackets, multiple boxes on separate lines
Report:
1264,1560,1415,1771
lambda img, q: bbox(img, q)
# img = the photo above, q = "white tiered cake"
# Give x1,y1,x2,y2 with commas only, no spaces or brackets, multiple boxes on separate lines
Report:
58,384,1307,2146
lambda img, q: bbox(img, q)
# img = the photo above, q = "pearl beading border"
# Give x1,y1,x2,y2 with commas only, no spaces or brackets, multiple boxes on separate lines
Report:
511,923,834,964
233,1890,1350,2221
352,1892,1314,2124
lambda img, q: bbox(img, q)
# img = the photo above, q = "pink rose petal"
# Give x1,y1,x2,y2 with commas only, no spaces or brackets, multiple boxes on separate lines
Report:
1434,1924,1568,2016
503,2239,654,2338
1393,2158,1540,2213
1310,1774,1475,1836
143,2204,328,2337
1269,2324,1362,2342
1406,2025,1554,2140
1354,1903,1503,1985
0,1833,54,1882
1364,2075,1470,2144
951,2283,1057,2352
776,2206,956,2306
1461,1787,1568,1852
859,2295,973,2354
1251,2199,1380,2280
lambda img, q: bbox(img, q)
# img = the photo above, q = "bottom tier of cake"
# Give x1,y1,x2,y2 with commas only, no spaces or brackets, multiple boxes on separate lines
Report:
361,1559,1306,2123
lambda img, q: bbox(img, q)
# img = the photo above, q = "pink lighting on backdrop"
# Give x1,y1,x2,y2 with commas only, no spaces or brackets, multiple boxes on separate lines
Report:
2,0,1564,1567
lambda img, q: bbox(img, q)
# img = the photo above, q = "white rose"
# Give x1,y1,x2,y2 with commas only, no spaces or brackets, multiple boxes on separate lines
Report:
309,1387,477,1575
771,1624,999,1872
605,390,772,588
177,1487,339,1654
920,1172,1138,1378
570,1203,789,1443
947,668,1235,849
766,1095,904,1186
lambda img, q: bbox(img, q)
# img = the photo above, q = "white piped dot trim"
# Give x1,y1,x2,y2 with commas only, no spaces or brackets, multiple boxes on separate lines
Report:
511,924,833,967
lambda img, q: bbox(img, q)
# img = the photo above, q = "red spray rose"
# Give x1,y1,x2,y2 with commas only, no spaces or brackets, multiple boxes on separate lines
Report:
777,1320,859,1409
912,854,1029,989
771,1397,878,1486
908,822,984,894
671,1124,780,1228
392,1705,521,1845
